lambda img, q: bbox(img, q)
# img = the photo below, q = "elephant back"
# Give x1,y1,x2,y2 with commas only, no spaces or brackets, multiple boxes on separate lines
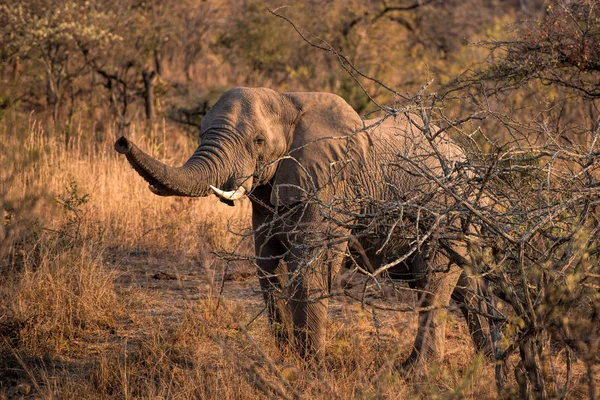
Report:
344,114,465,267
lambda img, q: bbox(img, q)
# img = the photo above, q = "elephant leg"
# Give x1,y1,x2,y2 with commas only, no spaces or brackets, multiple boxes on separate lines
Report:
287,265,329,360
404,254,463,368
452,272,494,360
256,240,292,347
285,241,346,360
252,197,293,349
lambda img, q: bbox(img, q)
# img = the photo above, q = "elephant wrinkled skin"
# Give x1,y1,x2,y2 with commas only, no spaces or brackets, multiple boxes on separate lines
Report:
115,87,491,367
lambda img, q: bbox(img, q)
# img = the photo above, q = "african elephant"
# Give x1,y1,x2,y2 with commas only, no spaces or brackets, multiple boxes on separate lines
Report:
115,87,492,367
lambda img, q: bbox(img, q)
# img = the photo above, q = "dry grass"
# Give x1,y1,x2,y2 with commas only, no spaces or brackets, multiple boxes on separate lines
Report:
2,115,250,253
1,114,596,399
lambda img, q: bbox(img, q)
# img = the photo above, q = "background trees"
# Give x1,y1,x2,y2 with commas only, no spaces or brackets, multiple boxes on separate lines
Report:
0,0,547,127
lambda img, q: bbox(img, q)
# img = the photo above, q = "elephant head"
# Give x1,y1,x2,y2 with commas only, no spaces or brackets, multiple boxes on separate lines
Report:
115,87,370,205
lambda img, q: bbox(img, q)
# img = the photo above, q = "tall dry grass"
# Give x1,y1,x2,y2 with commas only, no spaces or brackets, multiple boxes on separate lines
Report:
0,114,254,397
2,114,250,253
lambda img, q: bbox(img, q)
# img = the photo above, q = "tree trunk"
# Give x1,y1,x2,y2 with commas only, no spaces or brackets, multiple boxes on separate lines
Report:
46,73,59,123
154,49,162,76
142,69,156,123
12,56,20,81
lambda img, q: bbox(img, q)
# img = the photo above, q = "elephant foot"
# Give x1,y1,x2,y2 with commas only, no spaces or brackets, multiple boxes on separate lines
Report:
397,351,420,375
396,345,443,377
270,321,291,348
479,344,496,362
292,326,324,362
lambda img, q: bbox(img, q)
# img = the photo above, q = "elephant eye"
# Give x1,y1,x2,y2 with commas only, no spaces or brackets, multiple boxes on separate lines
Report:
254,137,265,146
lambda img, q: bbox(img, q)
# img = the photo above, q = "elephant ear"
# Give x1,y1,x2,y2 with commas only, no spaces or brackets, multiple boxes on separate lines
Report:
270,92,371,206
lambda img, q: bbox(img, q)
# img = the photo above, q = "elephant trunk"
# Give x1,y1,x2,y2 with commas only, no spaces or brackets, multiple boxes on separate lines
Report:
115,136,218,197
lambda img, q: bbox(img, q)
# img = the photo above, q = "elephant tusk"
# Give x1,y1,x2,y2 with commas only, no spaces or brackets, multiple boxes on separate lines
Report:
149,184,161,195
209,185,247,201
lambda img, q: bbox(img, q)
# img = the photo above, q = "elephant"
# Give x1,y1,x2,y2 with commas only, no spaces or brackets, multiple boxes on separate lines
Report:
114,87,493,367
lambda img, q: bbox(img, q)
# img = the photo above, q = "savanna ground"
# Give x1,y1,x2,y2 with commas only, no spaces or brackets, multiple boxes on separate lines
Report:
1,116,596,399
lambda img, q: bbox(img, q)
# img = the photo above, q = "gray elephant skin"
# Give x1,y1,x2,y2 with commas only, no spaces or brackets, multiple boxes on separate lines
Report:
115,87,491,367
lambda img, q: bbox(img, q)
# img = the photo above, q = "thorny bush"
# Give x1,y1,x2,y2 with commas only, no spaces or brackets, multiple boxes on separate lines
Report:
267,2,600,398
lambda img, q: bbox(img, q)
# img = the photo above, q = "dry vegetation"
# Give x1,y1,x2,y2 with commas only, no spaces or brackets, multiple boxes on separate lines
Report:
1,0,599,398
0,117,504,399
